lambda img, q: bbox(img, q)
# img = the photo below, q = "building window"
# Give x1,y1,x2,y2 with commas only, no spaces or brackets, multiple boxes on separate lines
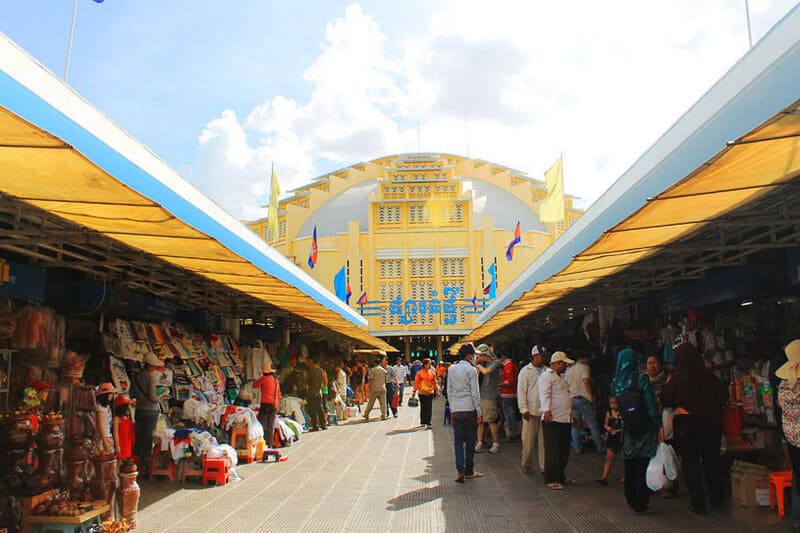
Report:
377,204,401,227
442,280,466,299
408,204,432,225
410,281,435,326
408,184,431,199
378,259,403,279
438,203,463,225
434,183,457,197
379,282,402,327
382,185,405,200
410,258,434,278
441,257,465,277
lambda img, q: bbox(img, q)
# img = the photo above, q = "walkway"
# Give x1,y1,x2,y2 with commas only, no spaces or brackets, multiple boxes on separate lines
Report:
135,399,788,532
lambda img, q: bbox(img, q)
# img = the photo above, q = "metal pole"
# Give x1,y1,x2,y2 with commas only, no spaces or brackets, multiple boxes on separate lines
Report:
745,0,753,49
64,0,79,81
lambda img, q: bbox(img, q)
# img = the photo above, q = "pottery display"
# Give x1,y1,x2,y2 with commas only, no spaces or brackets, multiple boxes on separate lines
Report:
116,470,140,529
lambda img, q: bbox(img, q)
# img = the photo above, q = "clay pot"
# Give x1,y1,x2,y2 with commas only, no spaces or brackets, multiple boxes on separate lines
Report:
91,455,118,502
116,471,140,528
33,448,63,490
65,458,90,492
4,449,32,489
5,414,35,449
66,435,89,461
37,417,65,449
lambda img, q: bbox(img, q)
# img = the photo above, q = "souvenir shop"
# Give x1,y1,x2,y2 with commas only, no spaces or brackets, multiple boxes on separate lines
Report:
0,253,336,533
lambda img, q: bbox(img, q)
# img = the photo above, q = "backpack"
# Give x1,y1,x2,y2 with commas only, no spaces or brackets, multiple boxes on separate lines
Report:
619,384,652,436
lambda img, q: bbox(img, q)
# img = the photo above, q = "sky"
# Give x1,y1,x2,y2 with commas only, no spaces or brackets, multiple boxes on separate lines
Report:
1,1,798,221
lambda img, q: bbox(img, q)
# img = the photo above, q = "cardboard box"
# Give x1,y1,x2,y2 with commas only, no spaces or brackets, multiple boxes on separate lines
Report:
731,471,770,507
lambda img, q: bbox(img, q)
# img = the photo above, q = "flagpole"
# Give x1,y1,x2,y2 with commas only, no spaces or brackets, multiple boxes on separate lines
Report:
744,0,753,48
64,0,79,82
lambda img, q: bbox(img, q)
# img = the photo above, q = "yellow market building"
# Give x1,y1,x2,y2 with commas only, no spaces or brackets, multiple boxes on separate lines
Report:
246,153,582,358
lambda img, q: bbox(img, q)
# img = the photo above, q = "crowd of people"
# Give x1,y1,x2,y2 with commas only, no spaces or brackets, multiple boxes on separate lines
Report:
440,339,736,517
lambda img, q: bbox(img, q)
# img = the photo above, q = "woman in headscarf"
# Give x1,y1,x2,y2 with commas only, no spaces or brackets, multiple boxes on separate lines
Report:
611,347,662,514
661,343,725,515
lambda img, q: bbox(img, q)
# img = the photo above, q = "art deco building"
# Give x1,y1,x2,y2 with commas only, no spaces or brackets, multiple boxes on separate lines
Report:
246,153,582,358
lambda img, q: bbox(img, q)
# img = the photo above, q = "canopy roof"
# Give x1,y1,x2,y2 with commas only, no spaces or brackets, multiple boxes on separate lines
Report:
463,4,800,346
0,34,394,352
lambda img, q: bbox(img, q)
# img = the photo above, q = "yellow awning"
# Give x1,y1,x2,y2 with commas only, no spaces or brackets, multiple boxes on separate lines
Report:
462,99,800,346
0,36,395,353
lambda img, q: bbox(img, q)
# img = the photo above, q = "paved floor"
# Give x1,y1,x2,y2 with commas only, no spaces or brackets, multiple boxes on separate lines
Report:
136,399,789,532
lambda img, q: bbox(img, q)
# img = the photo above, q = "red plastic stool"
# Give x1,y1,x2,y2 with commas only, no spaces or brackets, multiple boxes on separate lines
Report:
769,470,793,516
260,448,288,463
149,441,177,481
230,426,257,464
202,456,230,486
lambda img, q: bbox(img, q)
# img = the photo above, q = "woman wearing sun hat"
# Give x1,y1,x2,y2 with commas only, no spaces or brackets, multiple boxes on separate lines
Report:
254,360,281,447
95,382,118,453
777,339,800,531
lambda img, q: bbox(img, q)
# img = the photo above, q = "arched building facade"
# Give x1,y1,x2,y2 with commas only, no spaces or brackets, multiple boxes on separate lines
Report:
246,153,583,358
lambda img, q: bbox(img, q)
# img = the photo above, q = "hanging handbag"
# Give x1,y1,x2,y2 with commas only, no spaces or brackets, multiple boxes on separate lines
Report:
408,397,419,407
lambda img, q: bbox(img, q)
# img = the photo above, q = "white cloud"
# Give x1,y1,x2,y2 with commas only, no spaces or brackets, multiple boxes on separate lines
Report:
191,0,798,218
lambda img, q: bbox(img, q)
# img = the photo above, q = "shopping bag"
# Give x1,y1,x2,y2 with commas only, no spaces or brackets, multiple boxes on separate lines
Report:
391,393,399,409
408,397,419,407
646,442,673,491
662,442,680,481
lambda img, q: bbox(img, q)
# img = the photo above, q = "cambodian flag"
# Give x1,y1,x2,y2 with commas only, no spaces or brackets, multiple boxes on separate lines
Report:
505,221,521,261
346,281,352,305
483,284,491,295
357,292,368,306
472,291,478,311
307,226,318,268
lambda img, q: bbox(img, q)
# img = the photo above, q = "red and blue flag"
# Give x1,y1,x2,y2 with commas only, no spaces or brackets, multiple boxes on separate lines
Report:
357,292,368,306
346,281,352,305
505,222,521,261
307,226,318,268
472,291,478,311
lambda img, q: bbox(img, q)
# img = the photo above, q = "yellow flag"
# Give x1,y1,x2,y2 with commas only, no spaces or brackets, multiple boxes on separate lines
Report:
267,164,281,242
539,155,564,223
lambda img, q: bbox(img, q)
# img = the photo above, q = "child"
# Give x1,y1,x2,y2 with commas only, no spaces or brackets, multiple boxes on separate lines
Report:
95,383,117,454
113,395,136,461
596,397,623,486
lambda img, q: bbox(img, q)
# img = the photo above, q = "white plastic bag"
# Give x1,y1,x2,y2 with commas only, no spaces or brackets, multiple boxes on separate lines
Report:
662,443,680,481
646,442,673,491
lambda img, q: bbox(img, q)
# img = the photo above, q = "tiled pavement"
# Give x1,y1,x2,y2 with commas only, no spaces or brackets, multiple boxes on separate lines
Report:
136,399,789,532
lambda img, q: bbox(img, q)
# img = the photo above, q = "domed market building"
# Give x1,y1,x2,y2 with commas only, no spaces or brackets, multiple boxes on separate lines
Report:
246,153,582,358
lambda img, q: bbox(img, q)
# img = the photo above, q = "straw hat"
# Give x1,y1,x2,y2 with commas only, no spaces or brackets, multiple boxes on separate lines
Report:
114,395,136,407
475,344,496,359
261,361,274,374
550,351,575,365
96,382,117,396
776,340,800,382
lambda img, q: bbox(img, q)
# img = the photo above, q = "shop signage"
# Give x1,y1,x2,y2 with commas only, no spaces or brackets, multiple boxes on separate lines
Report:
388,287,462,325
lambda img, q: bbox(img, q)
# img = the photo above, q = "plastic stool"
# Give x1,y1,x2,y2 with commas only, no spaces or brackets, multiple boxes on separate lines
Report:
179,456,204,482
769,470,793,516
260,448,288,463
231,426,257,463
150,442,177,481
202,456,230,486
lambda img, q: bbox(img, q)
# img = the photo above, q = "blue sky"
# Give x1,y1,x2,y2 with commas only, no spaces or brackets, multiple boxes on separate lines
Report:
1,1,798,219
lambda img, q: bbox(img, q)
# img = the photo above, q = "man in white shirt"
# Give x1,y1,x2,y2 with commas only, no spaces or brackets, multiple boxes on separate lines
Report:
447,343,483,483
517,345,546,474
392,357,408,407
539,350,574,490
564,353,605,455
